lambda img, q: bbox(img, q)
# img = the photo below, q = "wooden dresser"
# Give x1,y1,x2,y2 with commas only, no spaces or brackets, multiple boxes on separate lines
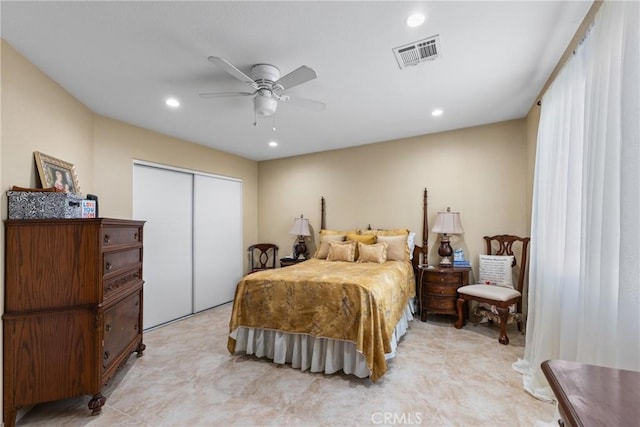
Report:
418,266,470,321
542,359,640,427
3,218,145,427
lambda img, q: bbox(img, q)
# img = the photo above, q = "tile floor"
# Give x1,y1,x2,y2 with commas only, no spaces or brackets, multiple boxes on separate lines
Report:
15,303,556,426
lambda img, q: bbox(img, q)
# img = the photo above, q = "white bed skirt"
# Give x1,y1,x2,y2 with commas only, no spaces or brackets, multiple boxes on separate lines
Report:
229,300,414,378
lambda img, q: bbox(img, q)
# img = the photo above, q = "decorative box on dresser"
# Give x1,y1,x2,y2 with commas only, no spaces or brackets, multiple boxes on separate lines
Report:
417,266,471,321
3,218,146,427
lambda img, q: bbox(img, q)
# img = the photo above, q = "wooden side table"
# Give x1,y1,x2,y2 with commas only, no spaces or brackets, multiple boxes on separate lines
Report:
541,359,640,427
280,257,306,267
418,266,470,321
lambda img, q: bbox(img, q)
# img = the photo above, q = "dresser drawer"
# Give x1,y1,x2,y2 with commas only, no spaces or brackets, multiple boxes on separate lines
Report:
424,271,463,284
425,283,458,297
104,249,141,276
102,226,142,247
103,292,141,371
104,268,143,299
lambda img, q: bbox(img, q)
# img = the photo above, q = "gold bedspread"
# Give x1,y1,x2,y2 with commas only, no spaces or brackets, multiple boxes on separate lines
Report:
228,258,415,381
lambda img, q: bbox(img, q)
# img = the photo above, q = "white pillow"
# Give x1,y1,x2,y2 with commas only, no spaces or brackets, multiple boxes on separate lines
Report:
479,255,514,288
407,231,416,260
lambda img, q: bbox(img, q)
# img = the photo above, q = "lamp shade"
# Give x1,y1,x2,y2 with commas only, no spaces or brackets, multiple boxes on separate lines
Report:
289,215,311,236
432,209,464,235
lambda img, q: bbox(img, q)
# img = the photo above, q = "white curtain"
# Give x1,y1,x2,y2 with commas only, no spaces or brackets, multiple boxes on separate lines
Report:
514,1,640,402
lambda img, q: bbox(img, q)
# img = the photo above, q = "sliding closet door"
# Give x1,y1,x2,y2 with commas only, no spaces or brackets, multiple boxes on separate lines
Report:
133,164,193,330
193,175,242,312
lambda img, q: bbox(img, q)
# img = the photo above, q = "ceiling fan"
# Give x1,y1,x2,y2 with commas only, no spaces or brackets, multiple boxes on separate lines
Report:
199,56,325,124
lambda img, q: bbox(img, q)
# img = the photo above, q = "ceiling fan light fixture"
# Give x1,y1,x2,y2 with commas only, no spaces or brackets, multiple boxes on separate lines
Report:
254,94,278,117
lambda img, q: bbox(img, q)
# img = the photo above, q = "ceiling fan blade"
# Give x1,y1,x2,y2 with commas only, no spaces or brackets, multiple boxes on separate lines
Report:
207,56,258,89
281,95,326,112
275,66,317,92
199,91,255,99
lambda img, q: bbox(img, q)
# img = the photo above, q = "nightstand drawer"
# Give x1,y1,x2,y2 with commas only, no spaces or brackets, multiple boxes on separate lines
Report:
425,284,458,296
426,296,456,311
424,271,463,284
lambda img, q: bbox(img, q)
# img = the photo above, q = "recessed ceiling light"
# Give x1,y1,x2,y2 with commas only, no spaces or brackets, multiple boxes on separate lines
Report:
268,141,278,147
165,98,180,108
432,108,443,117
406,13,425,28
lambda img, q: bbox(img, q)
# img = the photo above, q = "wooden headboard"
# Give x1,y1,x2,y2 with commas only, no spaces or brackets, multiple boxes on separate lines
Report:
319,188,429,267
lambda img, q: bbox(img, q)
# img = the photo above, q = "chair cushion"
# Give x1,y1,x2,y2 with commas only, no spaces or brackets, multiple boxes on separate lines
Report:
458,284,521,302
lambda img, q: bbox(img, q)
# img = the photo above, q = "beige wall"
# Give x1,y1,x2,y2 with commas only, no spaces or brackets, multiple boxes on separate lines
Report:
92,115,258,243
258,119,529,280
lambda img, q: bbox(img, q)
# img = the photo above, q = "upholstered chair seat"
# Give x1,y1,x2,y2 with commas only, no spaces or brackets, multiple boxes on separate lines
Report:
457,284,520,302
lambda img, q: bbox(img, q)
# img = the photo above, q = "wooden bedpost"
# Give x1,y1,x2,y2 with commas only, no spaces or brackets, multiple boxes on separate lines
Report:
320,196,326,231
422,188,428,265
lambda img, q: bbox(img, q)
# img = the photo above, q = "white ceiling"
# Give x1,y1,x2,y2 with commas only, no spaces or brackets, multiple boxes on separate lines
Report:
1,1,592,161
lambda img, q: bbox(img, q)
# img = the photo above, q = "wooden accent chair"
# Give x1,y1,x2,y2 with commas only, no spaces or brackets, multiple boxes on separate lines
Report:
454,235,530,345
248,243,278,274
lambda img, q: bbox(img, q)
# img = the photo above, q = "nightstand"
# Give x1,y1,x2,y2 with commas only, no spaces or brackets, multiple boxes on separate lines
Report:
280,257,306,267
417,266,471,321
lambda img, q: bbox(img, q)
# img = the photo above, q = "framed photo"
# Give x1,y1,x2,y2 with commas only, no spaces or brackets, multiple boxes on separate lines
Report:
34,151,81,194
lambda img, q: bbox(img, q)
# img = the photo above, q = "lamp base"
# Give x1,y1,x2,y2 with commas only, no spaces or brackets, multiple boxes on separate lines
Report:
293,237,308,260
438,235,454,268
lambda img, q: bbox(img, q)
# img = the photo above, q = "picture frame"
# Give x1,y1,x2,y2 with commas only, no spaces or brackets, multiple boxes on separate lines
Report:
34,151,81,194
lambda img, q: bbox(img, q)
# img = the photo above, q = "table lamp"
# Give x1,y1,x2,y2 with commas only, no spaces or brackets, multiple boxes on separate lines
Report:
432,207,464,267
289,215,311,259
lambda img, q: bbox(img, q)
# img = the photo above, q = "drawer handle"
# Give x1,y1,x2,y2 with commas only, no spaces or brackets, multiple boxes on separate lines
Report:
105,262,112,271
104,234,111,243
104,351,110,360
105,323,111,332
134,324,138,331
133,232,138,240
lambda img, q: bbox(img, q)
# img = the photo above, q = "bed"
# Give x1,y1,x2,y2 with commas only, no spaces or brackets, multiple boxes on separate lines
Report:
228,190,429,381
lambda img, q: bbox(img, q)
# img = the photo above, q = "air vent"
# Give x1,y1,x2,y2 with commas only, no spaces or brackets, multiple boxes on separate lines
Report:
393,35,441,69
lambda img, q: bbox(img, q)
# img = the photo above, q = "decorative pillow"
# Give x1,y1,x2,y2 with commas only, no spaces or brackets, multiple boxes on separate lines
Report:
346,232,376,244
358,228,409,237
313,234,346,259
407,231,416,260
345,232,375,259
357,242,388,263
478,255,515,288
376,228,409,237
326,240,356,262
320,229,356,236
376,235,408,261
